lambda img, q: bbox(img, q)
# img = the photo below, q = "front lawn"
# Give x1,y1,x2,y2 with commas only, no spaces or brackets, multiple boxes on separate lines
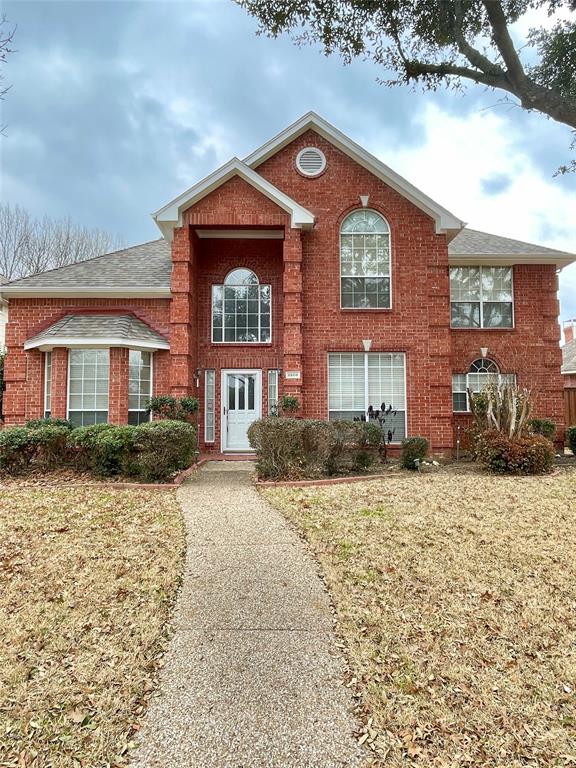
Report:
0,487,185,767
264,471,576,766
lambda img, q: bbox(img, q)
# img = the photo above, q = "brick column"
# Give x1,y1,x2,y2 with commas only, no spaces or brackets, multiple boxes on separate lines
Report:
109,347,129,424
427,255,453,452
25,350,44,421
170,225,197,397
50,348,69,420
282,228,303,403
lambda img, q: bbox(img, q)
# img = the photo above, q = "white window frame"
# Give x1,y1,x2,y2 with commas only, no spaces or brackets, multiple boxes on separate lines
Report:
450,266,514,329
44,351,52,418
339,209,392,311
128,350,153,425
204,369,215,443
67,348,110,426
327,352,407,443
452,359,517,412
211,268,272,344
268,369,279,415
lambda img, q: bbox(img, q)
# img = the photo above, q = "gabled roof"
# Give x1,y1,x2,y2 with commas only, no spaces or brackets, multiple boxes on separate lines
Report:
152,157,315,240
562,339,576,374
449,228,576,267
25,314,170,351
0,240,171,297
243,111,465,237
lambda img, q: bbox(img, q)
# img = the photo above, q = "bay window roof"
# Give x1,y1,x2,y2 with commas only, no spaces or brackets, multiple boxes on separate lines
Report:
24,314,169,351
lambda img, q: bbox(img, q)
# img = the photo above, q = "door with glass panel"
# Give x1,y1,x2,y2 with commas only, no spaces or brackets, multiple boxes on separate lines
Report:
221,370,261,451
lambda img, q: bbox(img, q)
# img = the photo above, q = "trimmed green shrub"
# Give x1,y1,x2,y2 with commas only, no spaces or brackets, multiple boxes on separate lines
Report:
401,436,429,470
476,430,554,475
26,417,74,431
566,426,576,454
248,417,385,480
91,425,137,476
528,418,556,439
130,420,197,482
31,425,71,468
67,424,116,469
0,427,37,472
146,395,199,422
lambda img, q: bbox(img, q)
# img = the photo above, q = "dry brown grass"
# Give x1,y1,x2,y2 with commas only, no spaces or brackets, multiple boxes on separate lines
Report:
264,471,576,767
0,487,185,767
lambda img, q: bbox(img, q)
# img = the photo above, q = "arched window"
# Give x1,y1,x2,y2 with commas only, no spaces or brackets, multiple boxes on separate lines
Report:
212,268,271,343
340,209,391,309
452,358,516,412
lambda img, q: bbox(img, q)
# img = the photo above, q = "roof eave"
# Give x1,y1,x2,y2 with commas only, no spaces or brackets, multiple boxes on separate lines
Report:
152,158,315,240
0,287,171,299
24,336,170,352
243,111,465,236
449,253,576,267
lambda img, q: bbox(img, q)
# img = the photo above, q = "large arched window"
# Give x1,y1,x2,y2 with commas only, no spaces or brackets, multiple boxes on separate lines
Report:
340,209,391,309
452,358,516,412
212,268,271,343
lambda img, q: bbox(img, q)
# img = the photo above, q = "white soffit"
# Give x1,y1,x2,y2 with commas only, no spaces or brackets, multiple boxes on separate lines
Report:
243,111,465,237
152,158,315,240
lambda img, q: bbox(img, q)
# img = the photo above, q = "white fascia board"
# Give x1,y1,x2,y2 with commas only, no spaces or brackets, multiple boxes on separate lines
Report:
449,253,576,267
24,336,170,352
0,287,171,299
243,111,465,236
152,157,315,239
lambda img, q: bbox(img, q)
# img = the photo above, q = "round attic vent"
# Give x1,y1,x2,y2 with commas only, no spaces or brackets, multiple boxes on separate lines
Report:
295,147,326,177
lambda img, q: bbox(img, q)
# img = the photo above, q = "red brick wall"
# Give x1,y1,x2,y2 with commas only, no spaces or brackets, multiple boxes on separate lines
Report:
3,298,170,424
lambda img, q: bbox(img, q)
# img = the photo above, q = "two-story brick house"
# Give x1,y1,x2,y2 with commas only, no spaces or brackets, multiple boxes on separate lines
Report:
1,113,574,451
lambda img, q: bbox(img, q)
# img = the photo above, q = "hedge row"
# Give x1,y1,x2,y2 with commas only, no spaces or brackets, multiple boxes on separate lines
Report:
248,417,385,480
0,419,197,482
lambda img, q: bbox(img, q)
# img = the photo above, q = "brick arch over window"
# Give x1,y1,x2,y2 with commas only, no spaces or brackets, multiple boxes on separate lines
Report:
339,209,391,309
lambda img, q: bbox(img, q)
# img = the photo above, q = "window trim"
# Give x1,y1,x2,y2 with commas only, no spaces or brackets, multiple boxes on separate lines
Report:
128,350,153,425
44,351,52,419
204,369,215,443
211,274,272,345
452,359,517,412
339,208,392,311
66,348,110,425
450,266,515,329
268,369,279,415
327,351,407,443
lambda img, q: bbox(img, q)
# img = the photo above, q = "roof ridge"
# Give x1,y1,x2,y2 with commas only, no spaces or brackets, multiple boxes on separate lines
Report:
2,239,166,287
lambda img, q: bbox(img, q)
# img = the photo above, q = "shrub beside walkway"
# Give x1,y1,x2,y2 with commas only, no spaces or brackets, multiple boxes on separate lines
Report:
131,462,364,768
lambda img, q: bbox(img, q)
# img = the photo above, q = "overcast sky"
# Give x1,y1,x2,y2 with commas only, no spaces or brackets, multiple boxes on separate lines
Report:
2,0,575,325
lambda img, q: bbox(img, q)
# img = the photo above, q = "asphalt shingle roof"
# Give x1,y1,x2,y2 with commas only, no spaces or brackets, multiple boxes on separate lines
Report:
449,228,573,257
2,240,171,289
562,339,576,374
26,314,169,348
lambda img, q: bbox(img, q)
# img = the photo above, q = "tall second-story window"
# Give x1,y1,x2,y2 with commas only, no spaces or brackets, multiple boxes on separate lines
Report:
212,268,271,343
450,266,513,328
340,210,391,309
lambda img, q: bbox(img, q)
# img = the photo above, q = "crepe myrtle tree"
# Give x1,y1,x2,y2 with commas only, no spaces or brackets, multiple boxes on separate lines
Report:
238,0,576,171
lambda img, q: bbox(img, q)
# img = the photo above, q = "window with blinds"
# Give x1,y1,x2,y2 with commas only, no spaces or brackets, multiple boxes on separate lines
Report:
328,352,406,441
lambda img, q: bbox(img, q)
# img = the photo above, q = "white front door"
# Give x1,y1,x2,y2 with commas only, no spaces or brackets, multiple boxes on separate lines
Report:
221,370,261,452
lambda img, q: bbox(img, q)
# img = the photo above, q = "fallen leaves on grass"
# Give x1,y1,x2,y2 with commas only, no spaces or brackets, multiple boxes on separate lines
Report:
264,471,576,767
0,487,185,767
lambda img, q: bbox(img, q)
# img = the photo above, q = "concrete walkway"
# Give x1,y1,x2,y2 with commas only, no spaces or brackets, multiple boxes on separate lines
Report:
131,461,364,768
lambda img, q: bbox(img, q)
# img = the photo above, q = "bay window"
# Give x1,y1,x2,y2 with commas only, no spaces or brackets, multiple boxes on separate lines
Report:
450,266,513,328
452,358,516,412
67,349,109,426
340,210,391,309
328,352,406,441
212,268,271,343
128,350,152,426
